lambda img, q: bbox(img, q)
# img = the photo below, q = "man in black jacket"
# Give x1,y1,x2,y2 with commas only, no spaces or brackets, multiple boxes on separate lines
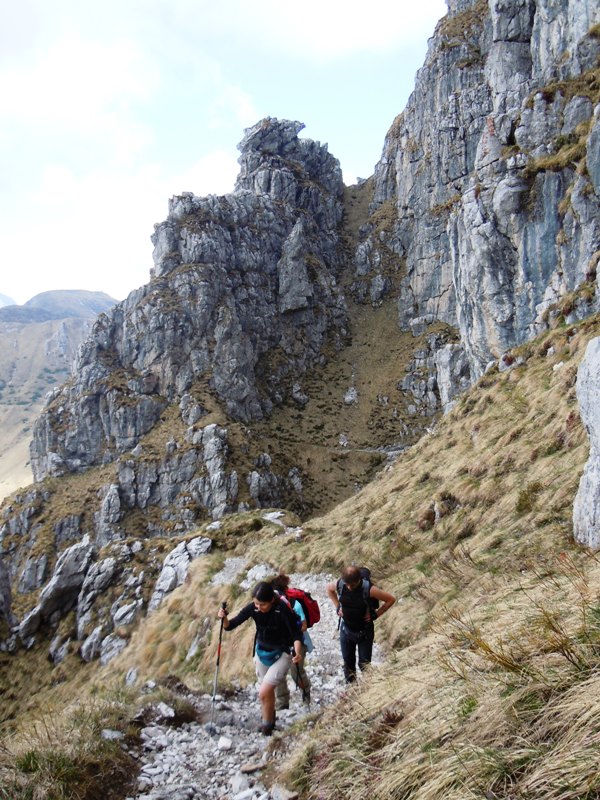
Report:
326,566,395,683
218,581,303,735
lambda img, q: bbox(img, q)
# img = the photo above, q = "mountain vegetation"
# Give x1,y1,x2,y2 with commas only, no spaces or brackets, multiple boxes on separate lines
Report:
1,310,599,799
1,0,600,797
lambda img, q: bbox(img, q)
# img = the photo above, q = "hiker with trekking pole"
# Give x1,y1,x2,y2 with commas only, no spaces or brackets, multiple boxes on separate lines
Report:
327,565,396,684
217,581,304,736
270,572,318,710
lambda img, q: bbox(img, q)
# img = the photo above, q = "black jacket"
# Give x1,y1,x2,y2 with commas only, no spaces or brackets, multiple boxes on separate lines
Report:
226,599,303,651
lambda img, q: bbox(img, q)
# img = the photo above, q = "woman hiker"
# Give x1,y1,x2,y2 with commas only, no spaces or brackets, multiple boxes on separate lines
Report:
217,581,304,735
326,565,396,683
270,572,313,709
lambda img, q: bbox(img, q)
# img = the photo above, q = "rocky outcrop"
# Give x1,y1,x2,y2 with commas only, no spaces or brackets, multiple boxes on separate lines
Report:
147,536,212,613
31,119,345,474
358,0,600,384
27,118,347,533
573,337,600,550
19,535,95,642
2,519,215,663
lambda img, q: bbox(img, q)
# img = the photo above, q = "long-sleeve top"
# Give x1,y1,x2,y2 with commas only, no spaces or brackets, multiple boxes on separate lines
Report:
225,599,303,651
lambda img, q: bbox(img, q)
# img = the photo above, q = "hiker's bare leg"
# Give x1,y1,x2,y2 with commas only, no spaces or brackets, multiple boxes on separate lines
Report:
259,681,276,722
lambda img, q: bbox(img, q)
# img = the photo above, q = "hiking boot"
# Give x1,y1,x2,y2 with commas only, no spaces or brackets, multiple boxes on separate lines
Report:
259,721,276,736
276,700,289,710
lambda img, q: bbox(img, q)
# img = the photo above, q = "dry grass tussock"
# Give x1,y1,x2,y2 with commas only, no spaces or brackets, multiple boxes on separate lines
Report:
0,691,137,800
277,314,600,798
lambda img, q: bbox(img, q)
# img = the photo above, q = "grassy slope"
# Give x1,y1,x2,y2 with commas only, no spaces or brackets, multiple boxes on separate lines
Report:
273,315,600,799
3,314,599,798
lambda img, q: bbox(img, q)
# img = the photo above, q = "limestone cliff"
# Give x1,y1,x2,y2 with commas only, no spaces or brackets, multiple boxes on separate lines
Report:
28,119,348,527
359,0,600,379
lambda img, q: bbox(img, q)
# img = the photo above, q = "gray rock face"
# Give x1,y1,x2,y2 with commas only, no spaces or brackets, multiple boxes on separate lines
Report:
27,117,346,531
94,484,123,547
573,338,600,549
361,0,600,383
76,557,119,638
80,625,104,662
147,536,212,613
19,536,95,640
99,633,128,665
0,558,13,627
17,554,48,594
434,344,472,413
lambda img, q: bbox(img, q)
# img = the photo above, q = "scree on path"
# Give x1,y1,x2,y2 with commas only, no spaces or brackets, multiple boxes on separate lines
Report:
126,524,382,800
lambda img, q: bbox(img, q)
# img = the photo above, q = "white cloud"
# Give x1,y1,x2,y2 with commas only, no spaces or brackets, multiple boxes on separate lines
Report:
0,33,157,170
152,0,447,61
2,148,240,305
0,34,152,120
208,80,259,130
248,0,447,59
169,151,239,197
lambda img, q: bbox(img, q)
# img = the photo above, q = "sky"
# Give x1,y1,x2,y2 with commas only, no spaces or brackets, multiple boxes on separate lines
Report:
0,0,447,306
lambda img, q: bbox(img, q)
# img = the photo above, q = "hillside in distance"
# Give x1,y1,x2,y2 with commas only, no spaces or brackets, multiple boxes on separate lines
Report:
0,291,116,501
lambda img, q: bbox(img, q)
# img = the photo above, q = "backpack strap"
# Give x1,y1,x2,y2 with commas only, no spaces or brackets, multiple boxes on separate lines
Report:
362,578,371,608
338,578,370,607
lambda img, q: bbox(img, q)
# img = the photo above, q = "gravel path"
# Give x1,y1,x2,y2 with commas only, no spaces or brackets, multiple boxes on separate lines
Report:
126,544,380,800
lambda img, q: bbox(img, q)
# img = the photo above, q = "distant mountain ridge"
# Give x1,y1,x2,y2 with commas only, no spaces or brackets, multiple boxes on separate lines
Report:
0,294,15,308
0,290,117,503
0,290,116,323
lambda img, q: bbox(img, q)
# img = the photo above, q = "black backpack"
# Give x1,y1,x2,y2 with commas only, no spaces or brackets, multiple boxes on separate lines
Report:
336,567,380,623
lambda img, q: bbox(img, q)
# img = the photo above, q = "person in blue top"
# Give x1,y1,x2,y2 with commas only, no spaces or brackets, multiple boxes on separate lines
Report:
270,573,312,709
217,581,303,735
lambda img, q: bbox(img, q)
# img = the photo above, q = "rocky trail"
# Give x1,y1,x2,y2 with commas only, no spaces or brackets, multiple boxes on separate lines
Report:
126,561,380,800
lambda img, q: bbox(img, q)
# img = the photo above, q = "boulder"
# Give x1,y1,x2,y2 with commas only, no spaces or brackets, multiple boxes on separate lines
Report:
573,338,600,549
19,536,95,640
147,537,212,613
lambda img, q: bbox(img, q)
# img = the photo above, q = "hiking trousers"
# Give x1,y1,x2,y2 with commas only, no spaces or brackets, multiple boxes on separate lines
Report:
339,622,374,683
275,644,310,708
254,652,291,687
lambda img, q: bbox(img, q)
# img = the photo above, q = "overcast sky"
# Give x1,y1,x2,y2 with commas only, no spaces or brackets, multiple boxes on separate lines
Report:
1,0,446,306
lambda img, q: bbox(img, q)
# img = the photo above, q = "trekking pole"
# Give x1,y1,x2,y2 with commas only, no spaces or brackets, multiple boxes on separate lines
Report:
206,600,227,735
292,662,310,709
